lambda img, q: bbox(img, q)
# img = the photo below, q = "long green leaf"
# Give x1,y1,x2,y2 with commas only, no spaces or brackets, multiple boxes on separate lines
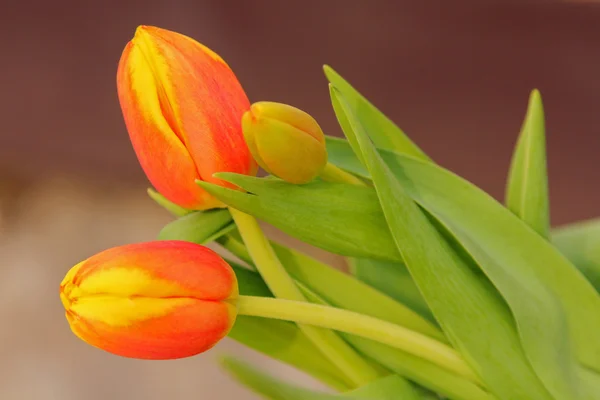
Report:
330,86,553,400
552,218,600,292
326,135,600,380
198,179,399,261
348,258,434,323
230,263,352,391
505,89,550,237
323,66,429,160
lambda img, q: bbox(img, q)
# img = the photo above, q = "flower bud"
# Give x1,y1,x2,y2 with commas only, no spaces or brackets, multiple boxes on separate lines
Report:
60,241,238,360
242,102,327,184
117,26,257,210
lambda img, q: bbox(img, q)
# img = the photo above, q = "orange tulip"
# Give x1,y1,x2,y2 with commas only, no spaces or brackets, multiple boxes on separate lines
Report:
60,241,238,360
117,26,257,210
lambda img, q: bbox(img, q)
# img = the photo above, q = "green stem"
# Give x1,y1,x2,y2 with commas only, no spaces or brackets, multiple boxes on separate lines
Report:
320,162,366,186
229,207,381,386
237,295,482,386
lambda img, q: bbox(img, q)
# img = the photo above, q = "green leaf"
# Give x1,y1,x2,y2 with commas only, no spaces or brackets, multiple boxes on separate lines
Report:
330,85,553,400
229,262,352,391
157,209,234,244
552,218,600,292
326,135,600,381
505,89,550,237
222,356,349,400
323,66,429,161
340,375,420,399
197,178,400,261
147,188,192,217
348,258,434,324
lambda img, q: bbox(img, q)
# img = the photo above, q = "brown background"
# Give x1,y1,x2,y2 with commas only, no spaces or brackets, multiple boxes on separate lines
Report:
1,1,599,399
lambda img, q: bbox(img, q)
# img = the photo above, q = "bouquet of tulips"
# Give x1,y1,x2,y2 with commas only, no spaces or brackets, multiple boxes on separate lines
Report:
59,26,600,400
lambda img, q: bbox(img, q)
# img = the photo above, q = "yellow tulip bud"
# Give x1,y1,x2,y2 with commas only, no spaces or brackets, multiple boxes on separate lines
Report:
242,102,327,184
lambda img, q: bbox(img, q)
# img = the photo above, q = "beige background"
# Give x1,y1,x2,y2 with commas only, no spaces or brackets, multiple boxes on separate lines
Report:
1,1,599,399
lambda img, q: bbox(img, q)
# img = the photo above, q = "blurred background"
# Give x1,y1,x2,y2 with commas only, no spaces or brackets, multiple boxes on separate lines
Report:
1,1,599,399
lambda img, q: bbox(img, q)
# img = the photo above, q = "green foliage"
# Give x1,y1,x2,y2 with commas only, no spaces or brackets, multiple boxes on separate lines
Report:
150,64,600,400
323,66,429,160
348,258,434,324
198,176,399,261
329,85,553,399
505,89,550,237
325,137,600,384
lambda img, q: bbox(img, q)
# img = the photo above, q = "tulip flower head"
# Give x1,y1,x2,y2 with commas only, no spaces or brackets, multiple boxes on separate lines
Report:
117,26,257,210
242,102,328,184
60,241,238,360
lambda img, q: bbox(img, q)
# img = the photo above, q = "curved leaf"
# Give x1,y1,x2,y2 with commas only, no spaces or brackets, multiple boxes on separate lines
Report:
323,66,429,161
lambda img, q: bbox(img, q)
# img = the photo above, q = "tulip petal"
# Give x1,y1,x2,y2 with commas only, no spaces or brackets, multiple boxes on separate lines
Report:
117,41,222,210
69,298,236,359
68,241,238,301
133,26,257,188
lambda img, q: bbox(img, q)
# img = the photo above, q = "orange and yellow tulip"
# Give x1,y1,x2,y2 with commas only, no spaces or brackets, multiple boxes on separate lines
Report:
60,241,238,360
117,26,257,210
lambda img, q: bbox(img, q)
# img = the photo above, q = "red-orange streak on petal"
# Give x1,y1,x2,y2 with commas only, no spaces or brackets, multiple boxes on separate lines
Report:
73,241,237,301
142,27,257,188
117,42,221,210
68,299,235,359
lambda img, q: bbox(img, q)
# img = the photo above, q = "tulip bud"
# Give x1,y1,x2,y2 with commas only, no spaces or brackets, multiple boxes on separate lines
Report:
117,26,257,210
242,102,328,184
60,241,238,360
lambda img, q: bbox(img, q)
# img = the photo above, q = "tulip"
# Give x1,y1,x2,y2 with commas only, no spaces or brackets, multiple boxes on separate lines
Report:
60,241,238,360
242,102,328,184
117,26,257,210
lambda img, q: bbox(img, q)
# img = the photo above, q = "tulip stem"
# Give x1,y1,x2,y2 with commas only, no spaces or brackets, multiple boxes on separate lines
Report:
229,207,381,387
320,162,366,186
237,295,481,385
